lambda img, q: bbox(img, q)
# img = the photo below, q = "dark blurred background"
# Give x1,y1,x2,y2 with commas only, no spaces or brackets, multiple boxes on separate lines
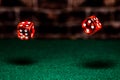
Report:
0,0,120,39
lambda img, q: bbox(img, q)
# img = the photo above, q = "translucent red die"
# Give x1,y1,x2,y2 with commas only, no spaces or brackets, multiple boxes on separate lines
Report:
82,15,102,35
17,21,35,40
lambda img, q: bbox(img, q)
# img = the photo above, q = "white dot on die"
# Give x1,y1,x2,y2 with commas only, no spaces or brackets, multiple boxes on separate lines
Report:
83,23,86,26
85,29,90,33
22,22,25,24
94,18,98,20
97,25,101,28
20,33,23,35
96,18,98,20
26,25,29,27
91,25,94,29
25,33,28,35
88,20,91,23
28,22,31,24
21,36,23,39
19,29,22,32
25,37,28,39
96,21,99,23
24,29,27,32
19,25,23,27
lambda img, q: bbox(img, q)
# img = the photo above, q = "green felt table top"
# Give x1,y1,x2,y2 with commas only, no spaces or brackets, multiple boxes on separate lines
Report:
0,39,120,80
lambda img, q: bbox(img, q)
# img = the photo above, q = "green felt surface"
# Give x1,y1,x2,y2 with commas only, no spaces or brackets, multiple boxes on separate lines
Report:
0,39,120,80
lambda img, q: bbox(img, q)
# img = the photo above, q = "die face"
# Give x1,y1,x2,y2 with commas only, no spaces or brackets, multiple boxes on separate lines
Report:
30,26,35,38
17,21,35,40
17,28,30,40
18,21,32,29
82,18,96,34
91,16,102,30
82,16,102,34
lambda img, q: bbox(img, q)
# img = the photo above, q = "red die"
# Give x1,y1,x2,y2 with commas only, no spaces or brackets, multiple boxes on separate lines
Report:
17,21,35,40
82,15,102,35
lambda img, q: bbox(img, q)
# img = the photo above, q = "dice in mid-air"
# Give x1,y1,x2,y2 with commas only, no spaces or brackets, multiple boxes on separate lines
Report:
82,15,102,35
17,21,35,40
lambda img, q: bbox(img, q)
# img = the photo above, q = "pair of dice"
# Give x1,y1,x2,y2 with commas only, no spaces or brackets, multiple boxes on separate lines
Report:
17,15,102,40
